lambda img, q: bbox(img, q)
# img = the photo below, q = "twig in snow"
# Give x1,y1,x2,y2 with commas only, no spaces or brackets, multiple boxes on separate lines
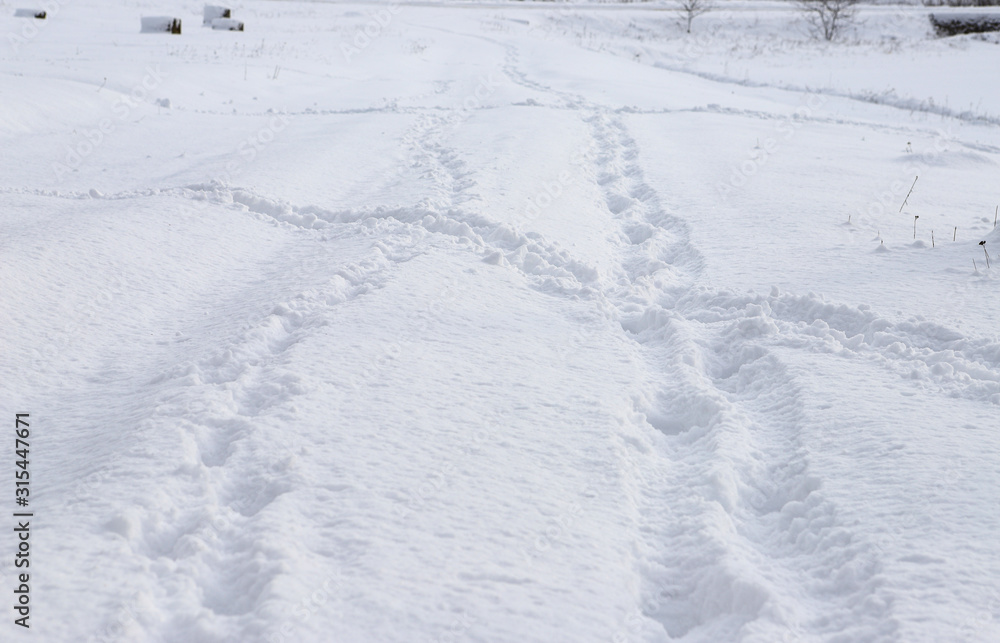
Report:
899,176,918,213
913,215,919,239
981,241,990,269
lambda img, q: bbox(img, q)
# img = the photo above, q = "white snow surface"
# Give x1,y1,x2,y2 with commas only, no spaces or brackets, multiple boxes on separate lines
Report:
2,1,1000,641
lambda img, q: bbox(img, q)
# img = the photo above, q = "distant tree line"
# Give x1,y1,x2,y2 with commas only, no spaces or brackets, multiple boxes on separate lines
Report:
922,0,1000,6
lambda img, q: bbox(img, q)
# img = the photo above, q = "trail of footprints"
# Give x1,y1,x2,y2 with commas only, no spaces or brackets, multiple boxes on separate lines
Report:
60,53,999,638
579,110,895,640
481,43,908,639
99,208,404,638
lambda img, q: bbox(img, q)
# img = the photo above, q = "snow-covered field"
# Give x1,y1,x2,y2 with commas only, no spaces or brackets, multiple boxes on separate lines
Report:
2,0,1000,641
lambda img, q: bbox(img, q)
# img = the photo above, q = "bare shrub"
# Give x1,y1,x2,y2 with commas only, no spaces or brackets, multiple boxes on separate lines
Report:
796,0,859,41
678,0,713,34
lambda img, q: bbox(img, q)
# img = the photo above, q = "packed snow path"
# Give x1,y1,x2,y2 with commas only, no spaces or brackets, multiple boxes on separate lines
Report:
2,2,1000,642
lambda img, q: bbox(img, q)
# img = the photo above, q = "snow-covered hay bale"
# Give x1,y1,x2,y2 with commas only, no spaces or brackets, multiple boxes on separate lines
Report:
930,12,1000,36
203,5,230,25
140,16,182,34
210,17,244,31
13,8,46,18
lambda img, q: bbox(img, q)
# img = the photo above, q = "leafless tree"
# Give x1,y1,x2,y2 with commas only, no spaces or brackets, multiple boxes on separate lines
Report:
679,0,713,34
796,0,860,41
